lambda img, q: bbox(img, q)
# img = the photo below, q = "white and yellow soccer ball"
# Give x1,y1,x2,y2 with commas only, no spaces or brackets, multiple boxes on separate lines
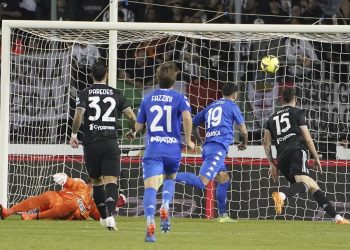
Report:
260,55,279,74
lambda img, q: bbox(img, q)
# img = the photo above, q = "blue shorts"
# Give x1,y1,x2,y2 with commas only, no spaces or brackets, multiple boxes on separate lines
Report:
199,142,227,181
142,156,181,180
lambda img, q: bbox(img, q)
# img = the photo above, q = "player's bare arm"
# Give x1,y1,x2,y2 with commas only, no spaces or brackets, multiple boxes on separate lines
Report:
300,125,322,173
132,122,145,136
70,107,85,148
237,123,248,151
123,107,137,140
192,126,203,146
182,110,195,150
262,129,278,181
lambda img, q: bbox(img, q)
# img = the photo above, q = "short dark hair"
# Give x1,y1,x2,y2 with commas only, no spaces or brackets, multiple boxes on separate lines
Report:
156,62,178,88
281,87,295,103
91,61,107,82
222,82,239,96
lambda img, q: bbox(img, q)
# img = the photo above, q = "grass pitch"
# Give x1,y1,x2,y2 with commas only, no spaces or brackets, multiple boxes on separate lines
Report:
0,216,349,250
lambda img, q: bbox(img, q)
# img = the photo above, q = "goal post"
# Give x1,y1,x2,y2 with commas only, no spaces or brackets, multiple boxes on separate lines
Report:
0,23,11,207
1,20,349,220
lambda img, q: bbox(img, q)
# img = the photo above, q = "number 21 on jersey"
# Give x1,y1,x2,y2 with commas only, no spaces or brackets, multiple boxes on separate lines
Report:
150,105,172,132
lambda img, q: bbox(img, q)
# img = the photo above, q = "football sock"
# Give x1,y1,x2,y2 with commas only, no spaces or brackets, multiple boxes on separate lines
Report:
176,172,205,189
93,185,107,219
216,181,230,215
162,179,175,209
144,188,157,218
105,183,119,217
281,182,307,197
313,190,337,218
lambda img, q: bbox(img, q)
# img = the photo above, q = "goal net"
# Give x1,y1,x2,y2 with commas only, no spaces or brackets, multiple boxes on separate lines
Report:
1,22,350,220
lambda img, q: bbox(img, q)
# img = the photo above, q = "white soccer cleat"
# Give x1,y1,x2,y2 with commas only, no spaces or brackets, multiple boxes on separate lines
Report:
105,216,117,231
335,215,350,225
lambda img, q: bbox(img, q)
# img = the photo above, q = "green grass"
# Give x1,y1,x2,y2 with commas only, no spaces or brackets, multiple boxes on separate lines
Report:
1,216,349,250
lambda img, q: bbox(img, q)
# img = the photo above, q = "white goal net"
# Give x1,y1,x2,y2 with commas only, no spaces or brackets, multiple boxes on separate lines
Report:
1,22,350,220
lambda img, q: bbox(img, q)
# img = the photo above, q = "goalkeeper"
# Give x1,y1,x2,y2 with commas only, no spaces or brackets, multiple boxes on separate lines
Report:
176,83,248,222
0,173,100,221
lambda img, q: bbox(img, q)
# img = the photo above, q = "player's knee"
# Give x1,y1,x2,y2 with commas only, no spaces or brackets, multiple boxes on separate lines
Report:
103,176,117,184
91,176,103,185
199,175,210,188
144,175,163,189
216,171,230,184
294,175,320,194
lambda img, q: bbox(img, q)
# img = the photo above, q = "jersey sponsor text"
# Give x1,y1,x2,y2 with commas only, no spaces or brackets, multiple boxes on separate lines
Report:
89,124,115,131
206,130,221,137
277,133,296,144
150,136,178,144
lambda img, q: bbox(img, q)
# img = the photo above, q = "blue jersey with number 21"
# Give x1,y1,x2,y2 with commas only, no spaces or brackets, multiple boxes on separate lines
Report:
137,88,191,158
193,98,244,152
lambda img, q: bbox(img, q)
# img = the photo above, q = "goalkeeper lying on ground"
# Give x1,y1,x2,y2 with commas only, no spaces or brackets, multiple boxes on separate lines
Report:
0,173,125,221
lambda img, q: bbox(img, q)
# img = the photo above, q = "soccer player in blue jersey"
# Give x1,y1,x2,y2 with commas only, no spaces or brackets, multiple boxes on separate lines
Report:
176,82,248,222
127,62,194,242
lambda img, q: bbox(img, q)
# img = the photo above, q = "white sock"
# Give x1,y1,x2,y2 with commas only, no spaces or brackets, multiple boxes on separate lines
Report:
146,216,155,225
335,214,343,222
279,192,287,201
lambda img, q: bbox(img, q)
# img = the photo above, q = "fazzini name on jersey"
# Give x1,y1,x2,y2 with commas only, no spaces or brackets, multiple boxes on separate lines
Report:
151,95,173,102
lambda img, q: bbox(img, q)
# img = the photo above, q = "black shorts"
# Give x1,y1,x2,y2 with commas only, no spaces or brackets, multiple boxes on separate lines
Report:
83,139,121,179
278,149,309,183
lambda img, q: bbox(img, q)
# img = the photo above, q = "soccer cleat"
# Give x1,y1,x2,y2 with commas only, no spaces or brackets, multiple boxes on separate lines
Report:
145,223,156,242
117,194,126,208
160,207,171,233
217,213,237,223
21,213,37,220
336,218,350,225
272,192,284,215
0,204,6,220
105,216,117,231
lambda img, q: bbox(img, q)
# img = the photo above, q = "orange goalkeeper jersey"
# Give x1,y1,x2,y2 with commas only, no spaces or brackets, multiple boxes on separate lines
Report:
57,177,100,220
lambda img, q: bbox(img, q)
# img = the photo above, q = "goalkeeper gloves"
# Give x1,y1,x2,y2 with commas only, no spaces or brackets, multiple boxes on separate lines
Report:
53,173,68,185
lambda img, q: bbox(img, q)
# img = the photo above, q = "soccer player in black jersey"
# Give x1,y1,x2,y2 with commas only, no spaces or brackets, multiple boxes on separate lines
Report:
263,88,349,224
70,61,137,230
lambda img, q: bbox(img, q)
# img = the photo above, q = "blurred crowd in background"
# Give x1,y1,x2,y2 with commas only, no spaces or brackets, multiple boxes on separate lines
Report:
0,0,349,25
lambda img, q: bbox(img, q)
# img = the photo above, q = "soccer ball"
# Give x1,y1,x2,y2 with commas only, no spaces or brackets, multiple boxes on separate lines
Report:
260,55,279,74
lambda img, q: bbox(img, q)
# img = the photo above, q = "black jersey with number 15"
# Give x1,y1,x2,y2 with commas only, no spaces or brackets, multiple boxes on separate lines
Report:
76,84,130,145
264,106,308,160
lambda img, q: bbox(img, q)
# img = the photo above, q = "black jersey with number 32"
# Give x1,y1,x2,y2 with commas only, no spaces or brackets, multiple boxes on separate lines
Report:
265,106,307,160
76,84,129,145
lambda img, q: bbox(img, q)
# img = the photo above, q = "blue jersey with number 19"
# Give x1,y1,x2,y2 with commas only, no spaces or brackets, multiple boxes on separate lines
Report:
193,98,244,152
137,88,191,158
